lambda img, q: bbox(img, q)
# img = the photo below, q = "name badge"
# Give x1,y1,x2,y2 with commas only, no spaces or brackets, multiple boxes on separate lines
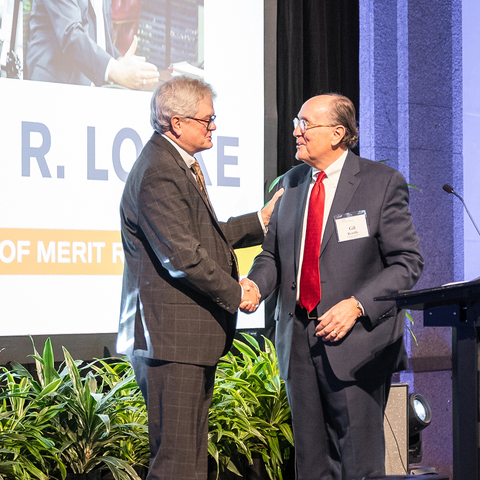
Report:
334,210,369,242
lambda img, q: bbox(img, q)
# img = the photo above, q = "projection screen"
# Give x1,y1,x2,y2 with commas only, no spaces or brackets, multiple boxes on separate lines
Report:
0,0,269,361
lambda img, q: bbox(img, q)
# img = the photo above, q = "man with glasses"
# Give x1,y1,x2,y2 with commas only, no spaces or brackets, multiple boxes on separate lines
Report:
118,76,282,480
242,94,424,479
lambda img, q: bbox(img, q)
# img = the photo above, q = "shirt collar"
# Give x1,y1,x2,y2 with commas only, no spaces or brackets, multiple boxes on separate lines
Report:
162,134,197,168
311,149,348,185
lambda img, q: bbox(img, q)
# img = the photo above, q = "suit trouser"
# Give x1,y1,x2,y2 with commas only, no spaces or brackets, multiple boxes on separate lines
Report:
285,311,390,480
129,355,216,480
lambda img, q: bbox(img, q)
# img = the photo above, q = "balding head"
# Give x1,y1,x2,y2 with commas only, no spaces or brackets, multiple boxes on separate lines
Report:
293,94,358,170
305,94,358,149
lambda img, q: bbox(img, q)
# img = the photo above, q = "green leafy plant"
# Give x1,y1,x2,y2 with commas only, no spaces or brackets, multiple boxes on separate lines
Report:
46,349,143,479
209,334,293,480
0,362,66,479
2,339,146,480
405,311,417,346
89,358,149,470
2,336,293,480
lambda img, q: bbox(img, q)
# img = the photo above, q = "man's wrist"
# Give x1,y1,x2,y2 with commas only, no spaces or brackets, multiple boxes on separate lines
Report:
351,296,364,318
249,279,260,295
257,210,268,235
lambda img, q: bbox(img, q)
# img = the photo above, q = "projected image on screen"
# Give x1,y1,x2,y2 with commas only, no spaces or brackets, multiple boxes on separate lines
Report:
21,0,204,89
0,0,265,339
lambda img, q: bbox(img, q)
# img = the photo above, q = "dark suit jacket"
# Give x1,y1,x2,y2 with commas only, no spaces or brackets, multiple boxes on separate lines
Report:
117,133,264,366
249,151,424,382
26,0,121,86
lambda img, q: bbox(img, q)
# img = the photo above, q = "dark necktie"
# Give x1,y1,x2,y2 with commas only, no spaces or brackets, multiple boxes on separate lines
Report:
299,171,327,313
191,160,239,278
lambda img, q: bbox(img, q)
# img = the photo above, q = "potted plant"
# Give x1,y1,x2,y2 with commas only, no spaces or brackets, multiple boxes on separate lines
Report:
2,335,294,480
0,365,66,480
89,358,149,479
208,334,294,480
4,339,146,480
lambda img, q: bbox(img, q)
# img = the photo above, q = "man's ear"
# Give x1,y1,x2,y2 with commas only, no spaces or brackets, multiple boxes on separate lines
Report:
331,125,346,147
170,116,182,136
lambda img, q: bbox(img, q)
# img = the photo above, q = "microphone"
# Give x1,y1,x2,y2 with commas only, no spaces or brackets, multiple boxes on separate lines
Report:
443,184,480,236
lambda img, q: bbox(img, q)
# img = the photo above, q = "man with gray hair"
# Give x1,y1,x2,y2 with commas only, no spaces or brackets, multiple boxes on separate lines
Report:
117,76,282,479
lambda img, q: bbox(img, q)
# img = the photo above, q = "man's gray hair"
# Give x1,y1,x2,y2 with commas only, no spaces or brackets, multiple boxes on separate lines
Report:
150,76,216,133
324,93,359,149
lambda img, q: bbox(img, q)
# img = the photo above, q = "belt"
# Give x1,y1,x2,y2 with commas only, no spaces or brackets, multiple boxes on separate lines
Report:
295,304,320,320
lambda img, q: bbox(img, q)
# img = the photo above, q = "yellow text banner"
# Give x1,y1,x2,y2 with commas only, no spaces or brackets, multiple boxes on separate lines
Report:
0,229,123,275
0,228,262,277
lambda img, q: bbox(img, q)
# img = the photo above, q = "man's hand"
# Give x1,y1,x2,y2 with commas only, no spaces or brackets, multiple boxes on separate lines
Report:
239,278,260,313
261,188,284,227
315,297,361,342
108,35,160,90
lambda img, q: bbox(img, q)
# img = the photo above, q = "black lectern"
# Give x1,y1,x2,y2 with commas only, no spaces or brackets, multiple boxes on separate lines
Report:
375,279,480,480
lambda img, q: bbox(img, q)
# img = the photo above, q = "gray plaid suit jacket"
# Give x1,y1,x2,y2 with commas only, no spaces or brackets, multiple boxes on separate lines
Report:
117,133,264,366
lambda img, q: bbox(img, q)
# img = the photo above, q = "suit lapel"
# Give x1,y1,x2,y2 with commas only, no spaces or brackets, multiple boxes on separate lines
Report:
320,152,360,256
153,134,225,237
294,167,313,278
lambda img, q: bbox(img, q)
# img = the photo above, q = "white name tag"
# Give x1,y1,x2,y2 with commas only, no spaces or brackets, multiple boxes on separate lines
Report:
334,210,369,242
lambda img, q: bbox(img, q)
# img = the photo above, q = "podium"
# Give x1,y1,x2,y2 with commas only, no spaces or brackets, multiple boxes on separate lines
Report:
375,279,480,480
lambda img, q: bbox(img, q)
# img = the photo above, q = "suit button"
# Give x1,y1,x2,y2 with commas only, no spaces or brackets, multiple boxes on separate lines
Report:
291,282,296,290
288,312,294,317
228,260,233,266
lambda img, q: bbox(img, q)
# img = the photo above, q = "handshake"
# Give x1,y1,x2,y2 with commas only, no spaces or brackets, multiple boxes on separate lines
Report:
239,278,261,313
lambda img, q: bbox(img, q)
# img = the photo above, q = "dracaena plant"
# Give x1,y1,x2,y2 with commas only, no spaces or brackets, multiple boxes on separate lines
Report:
4,338,146,480
89,358,149,470
208,334,294,480
0,364,66,480
2,335,293,480
46,348,144,479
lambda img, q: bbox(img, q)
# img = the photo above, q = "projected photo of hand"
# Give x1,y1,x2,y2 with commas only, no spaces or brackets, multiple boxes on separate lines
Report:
23,0,205,89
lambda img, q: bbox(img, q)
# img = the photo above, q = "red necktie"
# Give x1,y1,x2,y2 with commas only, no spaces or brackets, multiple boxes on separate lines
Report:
299,171,327,313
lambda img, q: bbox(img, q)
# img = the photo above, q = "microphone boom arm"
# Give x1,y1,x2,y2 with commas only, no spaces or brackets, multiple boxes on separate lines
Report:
443,184,480,236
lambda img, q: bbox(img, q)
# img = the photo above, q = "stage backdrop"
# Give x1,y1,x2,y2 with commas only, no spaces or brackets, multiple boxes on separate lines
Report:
0,0,265,338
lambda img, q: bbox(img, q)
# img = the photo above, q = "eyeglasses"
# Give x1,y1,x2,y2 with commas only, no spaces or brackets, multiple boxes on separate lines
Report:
185,115,217,130
293,117,336,133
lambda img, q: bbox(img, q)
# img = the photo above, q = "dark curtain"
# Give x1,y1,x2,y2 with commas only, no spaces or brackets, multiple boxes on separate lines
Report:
276,0,360,177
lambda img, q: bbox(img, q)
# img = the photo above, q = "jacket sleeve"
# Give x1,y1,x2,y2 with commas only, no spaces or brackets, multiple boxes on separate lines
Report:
353,170,424,326
43,0,113,85
247,191,282,300
220,212,264,250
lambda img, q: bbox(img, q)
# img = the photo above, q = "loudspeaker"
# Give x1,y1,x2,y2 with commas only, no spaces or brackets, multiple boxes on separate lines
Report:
384,383,409,475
